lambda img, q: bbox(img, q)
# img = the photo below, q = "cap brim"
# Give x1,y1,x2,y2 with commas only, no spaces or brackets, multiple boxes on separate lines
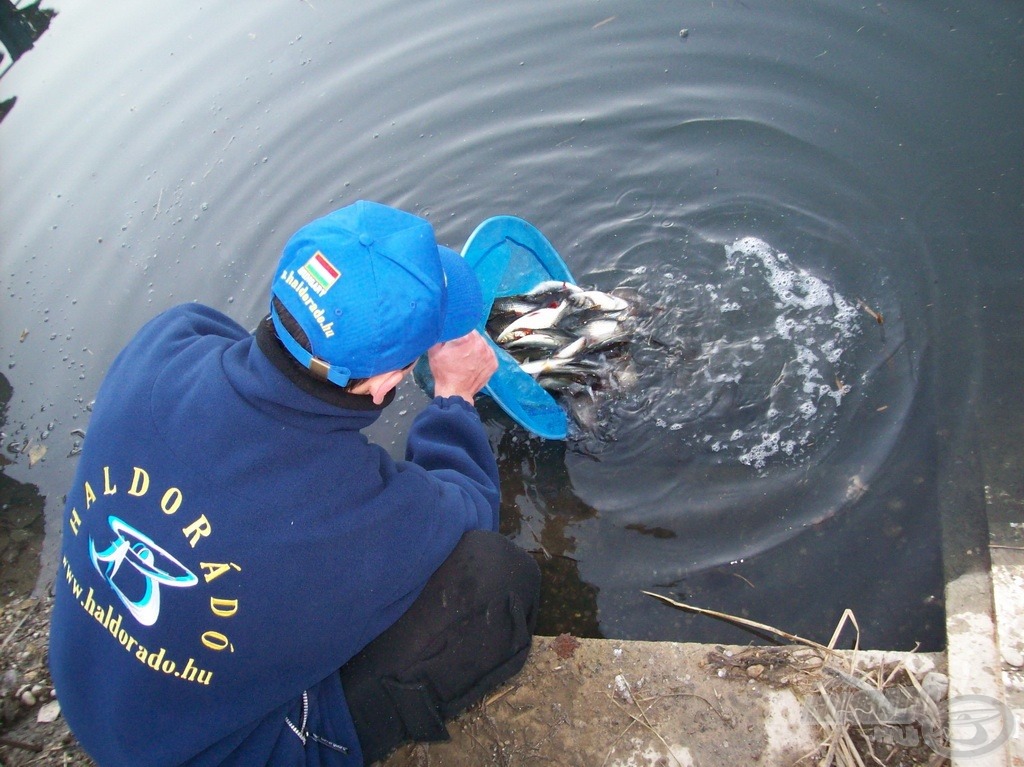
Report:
437,246,483,342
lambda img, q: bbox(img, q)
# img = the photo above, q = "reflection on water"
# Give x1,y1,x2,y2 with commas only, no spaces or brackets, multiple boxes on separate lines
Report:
2,0,1020,649
488,418,601,637
0,0,55,120
0,373,46,596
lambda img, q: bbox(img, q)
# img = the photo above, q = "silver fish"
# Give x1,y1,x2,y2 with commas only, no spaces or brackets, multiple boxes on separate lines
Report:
525,280,582,297
491,296,544,315
553,336,589,359
536,374,595,395
495,301,569,343
518,355,607,379
485,281,642,434
566,289,630,314
503,328,578,354
576,317,627,345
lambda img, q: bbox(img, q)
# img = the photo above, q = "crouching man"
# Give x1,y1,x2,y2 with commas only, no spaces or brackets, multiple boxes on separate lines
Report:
50,200,540,766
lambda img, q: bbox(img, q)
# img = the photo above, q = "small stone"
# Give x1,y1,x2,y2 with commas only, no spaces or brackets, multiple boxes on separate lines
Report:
1002,646,1023,668
20,689,37,707
0,668,18,697
37,699,61,723
613,674,634,704
922,671,949,703
747,664,765,679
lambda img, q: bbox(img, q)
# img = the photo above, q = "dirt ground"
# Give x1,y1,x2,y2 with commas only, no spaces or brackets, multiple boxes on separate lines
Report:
1,439,89,766
0,593,94,767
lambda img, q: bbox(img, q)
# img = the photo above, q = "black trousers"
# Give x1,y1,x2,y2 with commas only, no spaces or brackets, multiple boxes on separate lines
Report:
339,530,540,765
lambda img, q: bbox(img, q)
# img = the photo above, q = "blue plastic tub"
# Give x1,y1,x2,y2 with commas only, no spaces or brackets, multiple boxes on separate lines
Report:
416,216,576,439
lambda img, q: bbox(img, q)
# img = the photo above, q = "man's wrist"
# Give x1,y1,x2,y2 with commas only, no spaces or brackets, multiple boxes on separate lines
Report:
432,394,476,410
433,390,474,404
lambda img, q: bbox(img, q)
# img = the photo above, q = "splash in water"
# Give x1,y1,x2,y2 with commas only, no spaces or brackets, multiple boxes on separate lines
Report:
585,237,863,470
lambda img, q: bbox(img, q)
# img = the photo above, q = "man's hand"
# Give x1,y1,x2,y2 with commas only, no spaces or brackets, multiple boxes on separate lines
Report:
428,331,498,404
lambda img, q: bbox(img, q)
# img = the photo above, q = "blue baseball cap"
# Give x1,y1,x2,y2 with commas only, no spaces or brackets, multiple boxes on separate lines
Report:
270,200,483,387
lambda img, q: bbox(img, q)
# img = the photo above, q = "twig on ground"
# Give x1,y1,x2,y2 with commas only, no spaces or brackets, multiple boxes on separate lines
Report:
483,683,518,708
0,736,44,752
604,681,684,767
642,690,732,725
826,609,860,656
630,693,680,767
601,710,640,767
0,609,33,654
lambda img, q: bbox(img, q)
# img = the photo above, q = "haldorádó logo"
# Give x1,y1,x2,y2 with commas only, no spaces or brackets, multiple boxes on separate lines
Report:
89,516,199,627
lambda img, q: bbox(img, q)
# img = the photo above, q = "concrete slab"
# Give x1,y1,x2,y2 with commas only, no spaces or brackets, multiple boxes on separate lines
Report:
379,637,946,767
945,571,1012,767
991,551,1024,766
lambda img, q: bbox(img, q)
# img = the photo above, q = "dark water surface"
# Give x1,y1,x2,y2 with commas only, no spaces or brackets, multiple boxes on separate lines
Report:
2,1,1021,650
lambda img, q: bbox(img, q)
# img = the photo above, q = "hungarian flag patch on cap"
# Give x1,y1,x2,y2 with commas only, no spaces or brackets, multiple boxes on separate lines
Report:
298,251,340,297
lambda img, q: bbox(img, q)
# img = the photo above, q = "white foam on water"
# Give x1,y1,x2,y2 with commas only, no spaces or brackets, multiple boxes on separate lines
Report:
729,236,838,312
821,338,843,364
657,237,861,469
596,236,862,471
728,237,859,337
739,431,782,469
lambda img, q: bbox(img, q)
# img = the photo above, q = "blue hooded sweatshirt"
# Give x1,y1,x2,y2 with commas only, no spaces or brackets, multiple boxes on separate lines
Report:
49,303,500,767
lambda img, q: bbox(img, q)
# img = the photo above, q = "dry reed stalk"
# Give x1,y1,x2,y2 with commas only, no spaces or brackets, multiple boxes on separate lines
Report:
644,594,947,766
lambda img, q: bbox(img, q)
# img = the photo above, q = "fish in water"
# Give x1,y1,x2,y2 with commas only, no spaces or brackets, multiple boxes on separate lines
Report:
486,281,639,431
494,301,570,344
